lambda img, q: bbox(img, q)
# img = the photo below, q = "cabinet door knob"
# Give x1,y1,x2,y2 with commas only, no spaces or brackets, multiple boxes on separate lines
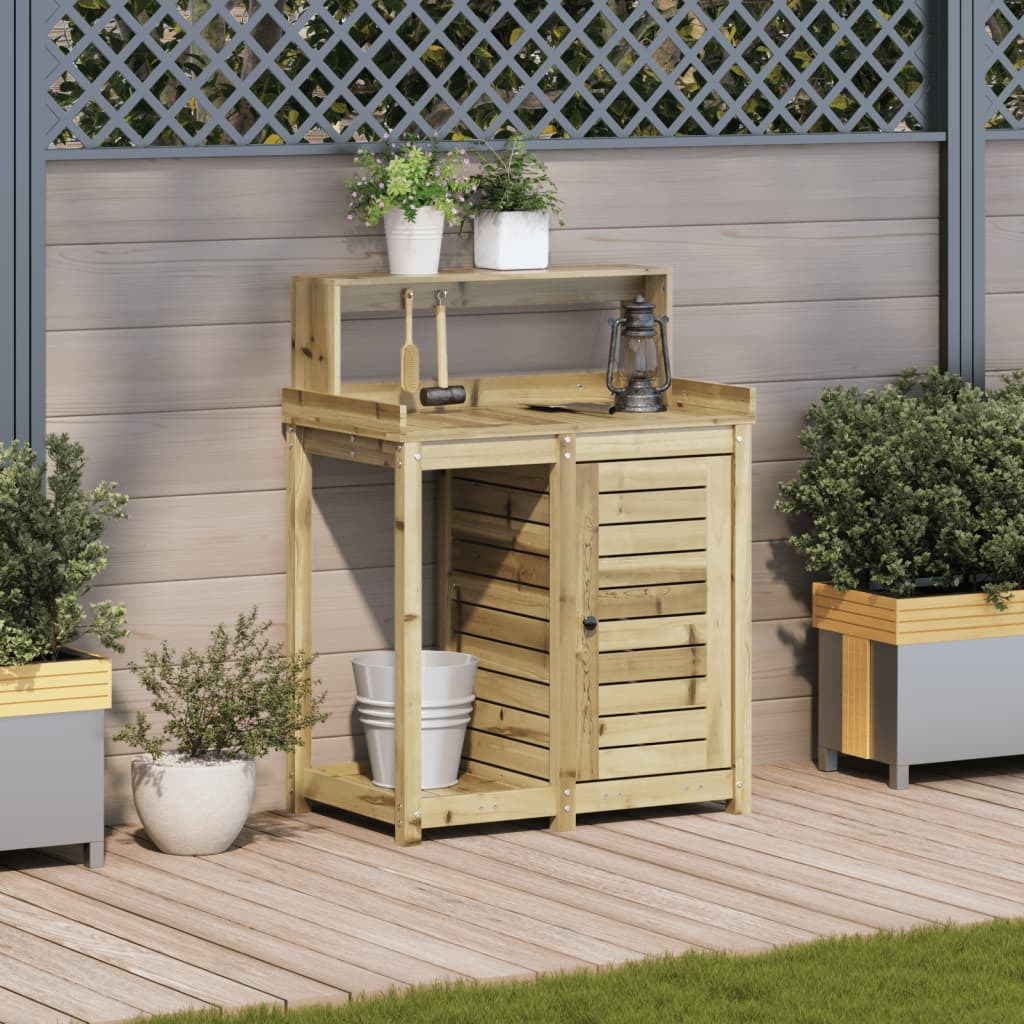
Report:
582,615,598,631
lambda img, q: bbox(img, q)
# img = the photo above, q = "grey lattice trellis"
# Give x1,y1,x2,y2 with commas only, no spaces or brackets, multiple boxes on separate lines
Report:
43,0,933,152
982,0,1024,129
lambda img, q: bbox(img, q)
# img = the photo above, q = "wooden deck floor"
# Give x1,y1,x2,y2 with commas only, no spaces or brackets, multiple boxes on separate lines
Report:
3,759,1024,1023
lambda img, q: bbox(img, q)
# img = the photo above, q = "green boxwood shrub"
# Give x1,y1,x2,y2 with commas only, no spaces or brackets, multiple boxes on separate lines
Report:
776,368,1024,608
0,433,128,664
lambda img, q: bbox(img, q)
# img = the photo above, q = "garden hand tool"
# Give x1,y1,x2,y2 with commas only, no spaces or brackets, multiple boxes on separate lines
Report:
420,289,467,407
399,288,420,393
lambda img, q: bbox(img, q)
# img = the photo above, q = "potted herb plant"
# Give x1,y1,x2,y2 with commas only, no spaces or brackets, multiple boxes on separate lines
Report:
0,433,128,867
345,136,475,275
777,368,1024,787
114,608,327,856
470,134,563,271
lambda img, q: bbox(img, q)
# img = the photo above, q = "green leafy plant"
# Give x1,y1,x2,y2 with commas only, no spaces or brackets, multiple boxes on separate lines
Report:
114,608,328,760
0,433,128,665
470,135,564,222
345,136,475,227
777,368,1024,609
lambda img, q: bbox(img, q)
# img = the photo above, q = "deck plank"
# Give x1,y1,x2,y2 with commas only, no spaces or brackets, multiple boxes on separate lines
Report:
776,762,1024,852
250,813,661,963
0,985,80,1024
587,817,929,932
231,826,582,976
753,769,1024,883
0,955,144,1024
0,856,340,1008
0,920,210,1017
105,829,517,983
3,759,1024,1021
0,891,268,1012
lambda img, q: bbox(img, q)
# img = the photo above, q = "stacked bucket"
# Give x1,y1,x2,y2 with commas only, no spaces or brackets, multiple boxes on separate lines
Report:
351,651,478,789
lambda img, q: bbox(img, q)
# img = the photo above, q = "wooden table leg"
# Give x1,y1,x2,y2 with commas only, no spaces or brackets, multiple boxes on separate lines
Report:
286,424,313,814
395,442,424,845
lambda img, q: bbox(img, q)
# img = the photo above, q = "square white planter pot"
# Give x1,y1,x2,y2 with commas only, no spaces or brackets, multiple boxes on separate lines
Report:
473,211,550,270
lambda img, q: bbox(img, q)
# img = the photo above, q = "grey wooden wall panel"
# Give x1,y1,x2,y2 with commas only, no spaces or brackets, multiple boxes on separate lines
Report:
986,141,1024,218
754,462,802,543
47,146,940,246
752,696,814,762
47,222,937,333
45,145,940,823
82,568,435,671
986,293,1024,371
98,485,435,586
681,297,938,384
48,298,934,419
752,620,814,702
985,143,1024,376
986,217,1024,295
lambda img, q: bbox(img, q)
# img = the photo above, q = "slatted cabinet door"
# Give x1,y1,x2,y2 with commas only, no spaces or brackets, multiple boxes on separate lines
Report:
577,454,734,782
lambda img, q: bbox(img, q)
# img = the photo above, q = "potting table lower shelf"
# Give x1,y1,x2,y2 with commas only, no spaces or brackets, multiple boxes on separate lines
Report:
303,763,737,830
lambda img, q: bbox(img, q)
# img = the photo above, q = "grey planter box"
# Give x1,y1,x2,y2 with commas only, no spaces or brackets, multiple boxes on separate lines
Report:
814,583,1024,789
0,709,106,867
818,631,1024,789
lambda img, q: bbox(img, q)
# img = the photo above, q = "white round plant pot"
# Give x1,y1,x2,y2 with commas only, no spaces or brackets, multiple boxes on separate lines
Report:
473,210,550,270
383,206,445,275
131,753,256,856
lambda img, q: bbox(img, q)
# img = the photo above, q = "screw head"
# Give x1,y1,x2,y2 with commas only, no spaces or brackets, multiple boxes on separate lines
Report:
414,453,421,461
563,804,572,812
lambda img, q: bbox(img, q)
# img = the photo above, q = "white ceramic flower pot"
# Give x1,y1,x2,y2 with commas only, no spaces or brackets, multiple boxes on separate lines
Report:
130,753,256,856
383,206,445,275
473,210,550,270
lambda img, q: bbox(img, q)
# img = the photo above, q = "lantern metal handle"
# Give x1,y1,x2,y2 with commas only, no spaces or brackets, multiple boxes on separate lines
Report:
606,315,627,396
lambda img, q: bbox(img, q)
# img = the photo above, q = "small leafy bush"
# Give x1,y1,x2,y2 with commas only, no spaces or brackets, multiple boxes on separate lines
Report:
114,608,328,760
345,136,475,226
0,433,128,665
471,134,563,221
777,368,1024,608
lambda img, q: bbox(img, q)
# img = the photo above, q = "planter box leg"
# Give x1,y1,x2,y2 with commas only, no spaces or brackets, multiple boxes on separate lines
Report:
889,764,909,790
84,839,104,869
818,746,838,772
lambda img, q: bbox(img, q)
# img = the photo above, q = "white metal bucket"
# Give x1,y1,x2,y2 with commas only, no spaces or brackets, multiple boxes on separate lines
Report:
352,650,478,789
383,206,445,275
351,650,478,702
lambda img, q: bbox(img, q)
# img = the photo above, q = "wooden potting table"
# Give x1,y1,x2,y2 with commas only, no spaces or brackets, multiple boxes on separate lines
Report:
284,265,755,845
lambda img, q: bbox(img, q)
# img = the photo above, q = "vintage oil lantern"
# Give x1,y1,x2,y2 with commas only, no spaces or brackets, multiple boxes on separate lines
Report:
606,294,671,413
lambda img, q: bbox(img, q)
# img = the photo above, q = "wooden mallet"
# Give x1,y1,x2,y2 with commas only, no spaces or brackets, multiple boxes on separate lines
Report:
420,289,467,407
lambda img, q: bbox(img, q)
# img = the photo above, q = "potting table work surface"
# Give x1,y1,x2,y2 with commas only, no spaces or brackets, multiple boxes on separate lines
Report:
282,372,755,446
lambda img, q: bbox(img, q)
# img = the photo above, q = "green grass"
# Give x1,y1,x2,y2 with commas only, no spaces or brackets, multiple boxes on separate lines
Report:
134,919,1024,1024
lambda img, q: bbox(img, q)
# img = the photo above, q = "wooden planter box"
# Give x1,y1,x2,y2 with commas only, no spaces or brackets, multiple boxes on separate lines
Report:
814,582,1024,788
0,651,111,866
